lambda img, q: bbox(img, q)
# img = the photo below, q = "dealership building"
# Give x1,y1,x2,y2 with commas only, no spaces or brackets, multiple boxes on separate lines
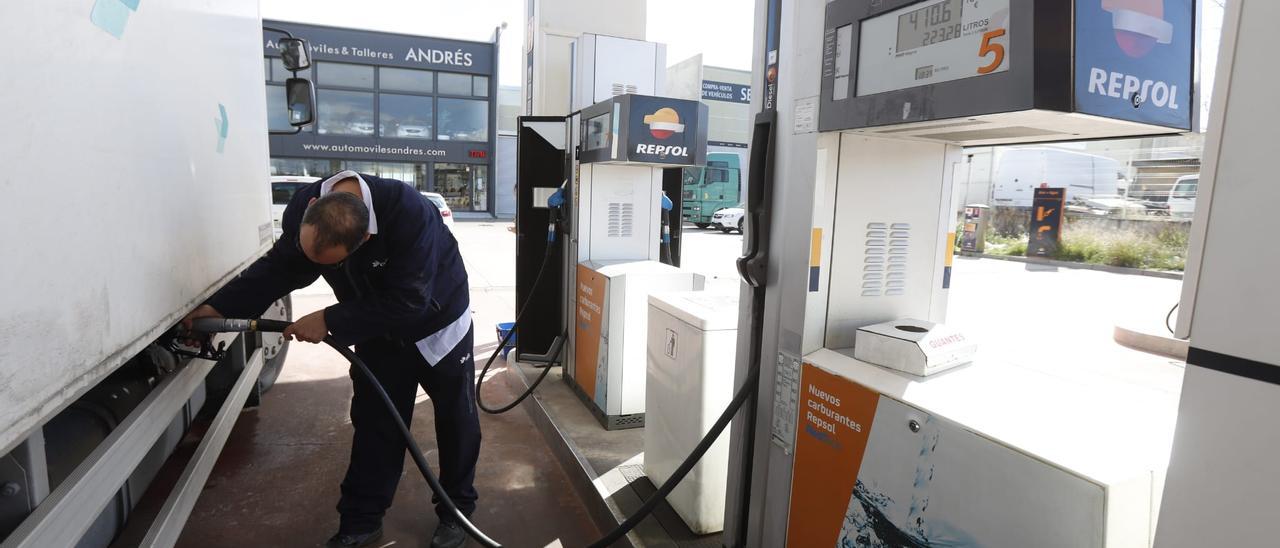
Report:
264,21,506,216
667,57,753,182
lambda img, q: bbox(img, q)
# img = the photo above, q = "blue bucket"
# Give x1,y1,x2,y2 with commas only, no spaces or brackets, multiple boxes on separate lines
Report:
495,322,517,360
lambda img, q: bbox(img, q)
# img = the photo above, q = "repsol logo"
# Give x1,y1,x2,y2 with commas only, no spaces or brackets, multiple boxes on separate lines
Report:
634,144,688,157
1086,68,1181,110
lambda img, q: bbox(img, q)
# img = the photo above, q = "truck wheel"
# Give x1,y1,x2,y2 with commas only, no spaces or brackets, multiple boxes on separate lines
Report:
257,296,292,394
737,219,744,234
696,223,710,229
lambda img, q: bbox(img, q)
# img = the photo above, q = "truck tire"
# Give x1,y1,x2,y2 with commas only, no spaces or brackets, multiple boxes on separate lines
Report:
737,219,744,234
696,223,710,229
256,295,292,394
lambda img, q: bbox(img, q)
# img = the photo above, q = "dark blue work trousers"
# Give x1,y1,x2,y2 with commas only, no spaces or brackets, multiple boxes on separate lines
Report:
336,327,480,534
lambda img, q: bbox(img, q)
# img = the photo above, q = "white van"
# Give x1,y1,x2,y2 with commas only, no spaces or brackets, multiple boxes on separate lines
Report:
991,148,1125,208
270,175,319,239
1168,174,1198,217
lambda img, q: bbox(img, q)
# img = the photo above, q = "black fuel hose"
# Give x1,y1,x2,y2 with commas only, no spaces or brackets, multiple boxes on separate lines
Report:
586,360,760,548
192,290,759,548
475,239,560,414
189,317,503,548
323,337,502,547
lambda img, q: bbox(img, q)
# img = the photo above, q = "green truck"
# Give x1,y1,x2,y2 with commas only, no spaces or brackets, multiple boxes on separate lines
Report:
682,152,743,228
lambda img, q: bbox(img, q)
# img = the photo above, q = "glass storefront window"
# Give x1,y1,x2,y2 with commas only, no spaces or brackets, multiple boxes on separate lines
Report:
379,94,433,139
473,76,489,97
271,158,431,192
434,163,488,211
266,57,312,83
343,160,432,190
263,58,308,83
437,72,473,96
437,98,488,142
266,85,291,132
356,161,430,191
318,90,375,136
473,165,488,209
379,67,434,94
271,158,342,177
316,61,374,88
269,58,287,82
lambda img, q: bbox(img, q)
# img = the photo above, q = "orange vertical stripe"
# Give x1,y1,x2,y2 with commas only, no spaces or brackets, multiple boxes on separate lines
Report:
810,228,823,268
945,231,956,267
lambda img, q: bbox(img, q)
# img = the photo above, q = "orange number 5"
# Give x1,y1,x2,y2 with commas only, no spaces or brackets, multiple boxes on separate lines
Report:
978,29,1006,74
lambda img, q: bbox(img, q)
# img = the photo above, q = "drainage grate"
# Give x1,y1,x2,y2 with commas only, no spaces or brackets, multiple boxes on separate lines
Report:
609,413,645,430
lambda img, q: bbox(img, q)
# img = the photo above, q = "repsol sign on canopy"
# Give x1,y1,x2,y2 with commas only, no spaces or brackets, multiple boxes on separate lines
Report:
263,20,493,74
577,94,708,167
1073,0,1194,129
625,95,708,165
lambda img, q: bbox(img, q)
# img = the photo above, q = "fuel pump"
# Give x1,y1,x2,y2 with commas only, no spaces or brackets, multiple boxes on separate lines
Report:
563,94,710,429
728,0,1197,546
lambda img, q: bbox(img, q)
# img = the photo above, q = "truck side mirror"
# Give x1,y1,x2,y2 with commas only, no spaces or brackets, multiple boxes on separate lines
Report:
286,78,315,127
279,38,311,71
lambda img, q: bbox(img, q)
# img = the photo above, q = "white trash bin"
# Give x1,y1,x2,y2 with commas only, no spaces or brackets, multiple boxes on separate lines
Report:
644,291,740,534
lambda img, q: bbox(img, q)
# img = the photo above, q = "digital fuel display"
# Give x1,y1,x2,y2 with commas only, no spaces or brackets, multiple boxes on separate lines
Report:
896,0,963,53
854,0,1011,97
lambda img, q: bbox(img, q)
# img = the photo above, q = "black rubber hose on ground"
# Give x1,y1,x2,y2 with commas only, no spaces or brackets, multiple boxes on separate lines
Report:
324,337,503,548
585,353,761,548
476,242,560,414
190,317,502,547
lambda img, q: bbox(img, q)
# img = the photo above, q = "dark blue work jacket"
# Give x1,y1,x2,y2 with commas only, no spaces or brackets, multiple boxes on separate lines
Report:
207,173,470,348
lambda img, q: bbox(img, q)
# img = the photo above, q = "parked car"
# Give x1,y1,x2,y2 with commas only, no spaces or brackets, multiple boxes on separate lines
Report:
396,125,431,138
270,175,320,239
1168,174,1198,217
421,191,455,229
1065,195,1151,217
711,204,745,234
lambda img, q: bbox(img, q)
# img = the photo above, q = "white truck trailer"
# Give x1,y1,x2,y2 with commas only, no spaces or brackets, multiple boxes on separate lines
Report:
957,146,1125,208
0,1,309,546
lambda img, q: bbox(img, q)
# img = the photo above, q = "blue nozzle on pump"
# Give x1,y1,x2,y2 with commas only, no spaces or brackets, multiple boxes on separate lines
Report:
547,186,566,208
660,193,673,211
547,183,567,243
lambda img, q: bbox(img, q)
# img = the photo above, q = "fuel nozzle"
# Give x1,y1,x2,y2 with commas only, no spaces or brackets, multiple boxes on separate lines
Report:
546,183,567,243
168,317,291,360
190,318,291,333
